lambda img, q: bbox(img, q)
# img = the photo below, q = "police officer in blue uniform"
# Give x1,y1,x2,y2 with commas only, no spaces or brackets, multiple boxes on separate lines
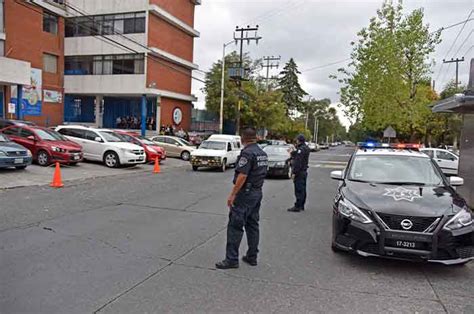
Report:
288,134,310,212
216,127,268,269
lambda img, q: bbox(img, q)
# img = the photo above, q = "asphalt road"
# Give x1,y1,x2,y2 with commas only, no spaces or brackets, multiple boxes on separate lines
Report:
1,146,473,313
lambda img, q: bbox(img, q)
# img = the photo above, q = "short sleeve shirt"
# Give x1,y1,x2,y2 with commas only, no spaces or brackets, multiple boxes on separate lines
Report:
234,143,268,189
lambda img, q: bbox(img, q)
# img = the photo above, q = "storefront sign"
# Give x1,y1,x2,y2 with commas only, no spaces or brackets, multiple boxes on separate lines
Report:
173,107,183,125
43,89,62,103
11,68,43,116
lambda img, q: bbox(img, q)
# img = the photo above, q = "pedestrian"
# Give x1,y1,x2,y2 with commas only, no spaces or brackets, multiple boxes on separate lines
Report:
116,116,121,129
216,127,268,269
288,134,310,212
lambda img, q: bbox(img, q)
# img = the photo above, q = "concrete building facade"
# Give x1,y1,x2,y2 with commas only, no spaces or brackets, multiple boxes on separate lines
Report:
0,0,200,131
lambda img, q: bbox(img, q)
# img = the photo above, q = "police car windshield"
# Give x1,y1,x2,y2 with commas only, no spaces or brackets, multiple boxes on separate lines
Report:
348,155,444,186
200,141,226,150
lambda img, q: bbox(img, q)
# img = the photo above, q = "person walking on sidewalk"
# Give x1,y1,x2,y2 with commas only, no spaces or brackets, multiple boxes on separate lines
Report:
216,127,268,269
288,134,310,213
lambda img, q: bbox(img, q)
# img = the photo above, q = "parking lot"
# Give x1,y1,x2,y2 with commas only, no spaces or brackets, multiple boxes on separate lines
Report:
0,158,187,190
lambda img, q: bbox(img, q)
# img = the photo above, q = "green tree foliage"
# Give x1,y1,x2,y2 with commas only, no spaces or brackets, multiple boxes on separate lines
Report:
302,98,347,142
278,58,308,113
334,1,441,140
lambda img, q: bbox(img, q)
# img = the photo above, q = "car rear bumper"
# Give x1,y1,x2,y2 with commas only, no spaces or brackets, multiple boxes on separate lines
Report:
332,211,474,265
0,156,33,168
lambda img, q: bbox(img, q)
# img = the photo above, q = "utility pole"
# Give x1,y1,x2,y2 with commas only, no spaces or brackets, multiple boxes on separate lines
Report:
443,57,465,87
313,116,319,144
233,25,261,135
262,55,280,91
219,40,236,134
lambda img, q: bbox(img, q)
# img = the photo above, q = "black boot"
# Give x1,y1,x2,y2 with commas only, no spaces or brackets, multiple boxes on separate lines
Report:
242,255,257,266
215,260,239,269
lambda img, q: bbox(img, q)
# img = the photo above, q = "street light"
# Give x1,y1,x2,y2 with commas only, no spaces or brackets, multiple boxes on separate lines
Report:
313,112,319,144
219,40,237,134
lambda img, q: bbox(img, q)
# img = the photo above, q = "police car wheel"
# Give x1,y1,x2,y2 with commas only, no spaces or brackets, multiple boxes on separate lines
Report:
220,159,227,172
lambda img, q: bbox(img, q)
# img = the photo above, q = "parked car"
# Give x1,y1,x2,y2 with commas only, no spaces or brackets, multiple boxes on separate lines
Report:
1,125,83,166
420,148,459,176
307,142,319,152
190,139,240,172
56,125,145,168
319,143,329,150
0,118,36,129
0,133,33,170
263,144,292,179
149,135,195,161
115,130,166,163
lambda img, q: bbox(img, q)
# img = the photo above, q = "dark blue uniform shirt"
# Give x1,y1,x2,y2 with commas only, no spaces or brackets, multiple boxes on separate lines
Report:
291,143,310,175
233,143,268,190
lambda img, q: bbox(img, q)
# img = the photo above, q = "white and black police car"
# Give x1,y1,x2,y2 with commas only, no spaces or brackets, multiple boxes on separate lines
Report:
330,142,474,265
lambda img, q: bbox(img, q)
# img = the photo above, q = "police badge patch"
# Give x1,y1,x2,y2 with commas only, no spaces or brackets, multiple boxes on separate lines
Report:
238,157,248,167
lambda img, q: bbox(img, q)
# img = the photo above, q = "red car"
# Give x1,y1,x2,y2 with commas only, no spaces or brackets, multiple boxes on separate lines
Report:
0,125,84,166
115,131,166,163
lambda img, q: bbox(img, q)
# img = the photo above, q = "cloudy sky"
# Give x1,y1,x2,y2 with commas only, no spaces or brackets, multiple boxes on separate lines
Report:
191,0,473,127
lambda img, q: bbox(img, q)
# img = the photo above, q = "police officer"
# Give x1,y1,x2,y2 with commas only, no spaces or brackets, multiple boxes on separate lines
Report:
216,127,268,269
288,134,310,212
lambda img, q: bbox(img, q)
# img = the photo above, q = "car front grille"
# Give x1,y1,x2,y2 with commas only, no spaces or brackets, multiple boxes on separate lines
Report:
69,150,82,154
377,213,439,232
6,151,27,157
132,150,144,155
193,156,216,161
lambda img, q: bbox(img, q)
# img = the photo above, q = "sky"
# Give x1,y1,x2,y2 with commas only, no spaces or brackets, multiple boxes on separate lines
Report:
191,0,474,128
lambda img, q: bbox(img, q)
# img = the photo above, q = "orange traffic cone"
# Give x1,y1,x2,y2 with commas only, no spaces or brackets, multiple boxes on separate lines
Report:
153,157,161,174
50,162,64,188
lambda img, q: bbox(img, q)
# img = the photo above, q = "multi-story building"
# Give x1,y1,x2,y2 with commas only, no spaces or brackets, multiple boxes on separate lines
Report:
0,0,200,131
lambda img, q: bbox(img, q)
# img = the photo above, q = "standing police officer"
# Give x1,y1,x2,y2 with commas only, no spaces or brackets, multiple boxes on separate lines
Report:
216,127,268,269
288,134,310,212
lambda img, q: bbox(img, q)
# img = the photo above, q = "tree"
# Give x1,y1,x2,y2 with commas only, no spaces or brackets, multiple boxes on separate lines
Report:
334,1,441,140
278,58,308,113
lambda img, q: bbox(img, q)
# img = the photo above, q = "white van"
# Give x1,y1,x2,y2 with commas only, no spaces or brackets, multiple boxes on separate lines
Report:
191,138,241,172
207,134,242,149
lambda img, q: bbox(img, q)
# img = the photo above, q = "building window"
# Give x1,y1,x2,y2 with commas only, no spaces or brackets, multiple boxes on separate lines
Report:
65,12,146,37
65,54,145,75
43,53,58,73
43,12,58,34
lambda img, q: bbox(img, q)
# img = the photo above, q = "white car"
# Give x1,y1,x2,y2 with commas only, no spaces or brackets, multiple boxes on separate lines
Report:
56,125,145,168
420,148,459,175
190,139,241,172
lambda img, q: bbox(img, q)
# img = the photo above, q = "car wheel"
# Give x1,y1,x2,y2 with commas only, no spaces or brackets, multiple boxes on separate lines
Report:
15,165,27,170
220,159,227,172
37,150,50,167
331,242,343,253
70,162,78,166
181,151,190,161
192,166,199,171
104,151,120,168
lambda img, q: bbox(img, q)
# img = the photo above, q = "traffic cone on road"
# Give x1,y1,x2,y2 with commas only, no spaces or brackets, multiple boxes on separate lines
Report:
50,162,64,188
153,157,161,174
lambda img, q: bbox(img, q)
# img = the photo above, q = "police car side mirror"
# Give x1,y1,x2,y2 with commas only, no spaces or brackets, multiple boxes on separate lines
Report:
449,176,464,186
331,170,344,181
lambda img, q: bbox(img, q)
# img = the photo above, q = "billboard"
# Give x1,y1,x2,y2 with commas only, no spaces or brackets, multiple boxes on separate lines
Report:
11,68,42,116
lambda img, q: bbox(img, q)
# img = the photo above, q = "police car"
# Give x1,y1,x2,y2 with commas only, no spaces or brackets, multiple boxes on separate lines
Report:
330,142,474,265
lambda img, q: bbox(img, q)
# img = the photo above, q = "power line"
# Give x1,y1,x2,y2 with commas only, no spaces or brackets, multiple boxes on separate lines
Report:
464,45,474,56
454,29,473,56
301,58,351,73
435,9,473,82
244,0,304,25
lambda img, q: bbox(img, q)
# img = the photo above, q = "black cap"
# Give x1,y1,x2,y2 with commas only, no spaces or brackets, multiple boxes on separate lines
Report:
297,134,306,143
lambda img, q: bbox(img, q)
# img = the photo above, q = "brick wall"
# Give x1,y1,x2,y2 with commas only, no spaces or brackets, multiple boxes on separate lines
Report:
160,98,192,131
147,58,192,96
4,1,65,126
149,0,195,27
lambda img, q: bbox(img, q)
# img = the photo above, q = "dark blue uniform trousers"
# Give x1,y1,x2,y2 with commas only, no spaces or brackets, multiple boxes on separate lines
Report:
226,190,263,263
294,171,308,209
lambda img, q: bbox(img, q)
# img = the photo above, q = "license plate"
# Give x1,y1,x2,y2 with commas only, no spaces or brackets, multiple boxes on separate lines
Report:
394,241,416,249
201,161,208,165
14,158,23,164
73,155,80,160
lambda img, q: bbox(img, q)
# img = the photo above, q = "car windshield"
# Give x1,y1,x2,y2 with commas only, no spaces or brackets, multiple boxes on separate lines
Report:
199,141,226,150
348,155,444,186
99,131,124,143
35,129,67,141
137,136,155,145
177,138,191,146
264,145,290,155
0,134,10,142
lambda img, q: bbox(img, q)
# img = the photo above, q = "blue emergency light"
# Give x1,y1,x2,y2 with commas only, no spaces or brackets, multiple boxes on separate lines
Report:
357,142,421,150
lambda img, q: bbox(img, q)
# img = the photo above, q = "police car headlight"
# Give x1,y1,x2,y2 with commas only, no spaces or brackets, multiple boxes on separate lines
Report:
338,198,372,224
443,208,473,231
